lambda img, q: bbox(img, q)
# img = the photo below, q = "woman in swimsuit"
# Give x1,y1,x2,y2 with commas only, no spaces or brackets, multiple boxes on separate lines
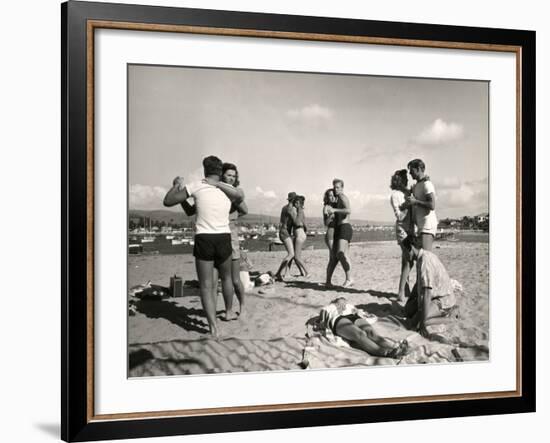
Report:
389,169,413,304
320,297,409,358
275,192,297,281
290,195,309,278
323,188,338,254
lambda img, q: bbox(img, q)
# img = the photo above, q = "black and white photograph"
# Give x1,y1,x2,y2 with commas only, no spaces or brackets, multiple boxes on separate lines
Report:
127,64,490,377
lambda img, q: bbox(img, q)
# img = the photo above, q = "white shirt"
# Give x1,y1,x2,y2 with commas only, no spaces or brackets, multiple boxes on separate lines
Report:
412,179,438,235
390,190,411,241
185,181,231,234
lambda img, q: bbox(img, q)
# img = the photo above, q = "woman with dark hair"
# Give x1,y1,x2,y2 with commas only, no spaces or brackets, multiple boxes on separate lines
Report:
390,169,413,303
180,162,248,320
289,195,309,278
322,188,338,254
275,192,297,281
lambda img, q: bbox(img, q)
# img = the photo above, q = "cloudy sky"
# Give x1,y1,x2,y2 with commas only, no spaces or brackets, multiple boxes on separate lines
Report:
128,64,488,221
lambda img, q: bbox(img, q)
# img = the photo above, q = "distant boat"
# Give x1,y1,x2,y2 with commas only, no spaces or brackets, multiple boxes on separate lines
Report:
165,235,174,240
189,239,195,246
141,236,155,243
171,238,184,245
129,244,143,255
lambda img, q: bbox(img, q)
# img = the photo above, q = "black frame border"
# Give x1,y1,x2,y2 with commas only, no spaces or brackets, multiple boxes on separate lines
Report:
62,1,536,441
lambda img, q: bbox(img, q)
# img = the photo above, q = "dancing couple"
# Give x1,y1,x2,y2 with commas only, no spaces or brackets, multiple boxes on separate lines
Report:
390,158,438,303
323,178,353,288
274,192,309,281
163,156,247,337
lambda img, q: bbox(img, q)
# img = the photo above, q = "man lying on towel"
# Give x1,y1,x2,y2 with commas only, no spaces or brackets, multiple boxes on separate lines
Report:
401,235,459,338
319,297,409,358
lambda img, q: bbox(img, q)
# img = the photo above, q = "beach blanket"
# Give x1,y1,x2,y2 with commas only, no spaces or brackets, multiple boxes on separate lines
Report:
302,305,488,369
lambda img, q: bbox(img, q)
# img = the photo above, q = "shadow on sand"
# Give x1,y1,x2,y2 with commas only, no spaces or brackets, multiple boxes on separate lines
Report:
136,299,210,334
282,280,369,294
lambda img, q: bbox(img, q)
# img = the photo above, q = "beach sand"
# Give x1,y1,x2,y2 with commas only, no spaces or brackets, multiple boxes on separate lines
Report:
128,241,489,377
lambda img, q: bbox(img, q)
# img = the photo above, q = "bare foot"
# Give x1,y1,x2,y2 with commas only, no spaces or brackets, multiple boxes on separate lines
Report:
210,324,220,339
325,281,334,288
342,279,354,288
237,306,245,320
220,310,238,321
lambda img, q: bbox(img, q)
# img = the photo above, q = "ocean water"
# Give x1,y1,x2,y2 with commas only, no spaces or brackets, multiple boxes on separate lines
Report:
129,230,488,256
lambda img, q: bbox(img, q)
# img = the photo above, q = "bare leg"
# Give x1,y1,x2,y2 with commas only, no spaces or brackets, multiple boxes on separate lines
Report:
325,240,339,286
195,259,218,337
336,239,352,286
293,229,309,277
398,244,412,303
421,233,434,251
218,255,237,320
324,227,334,252
211,267,219,302
335,320,389,356
231,258,245,317
275,237,295,280
358,323,397,349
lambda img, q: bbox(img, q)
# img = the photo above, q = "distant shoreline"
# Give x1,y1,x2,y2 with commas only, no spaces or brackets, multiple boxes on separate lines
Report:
129,230,489,256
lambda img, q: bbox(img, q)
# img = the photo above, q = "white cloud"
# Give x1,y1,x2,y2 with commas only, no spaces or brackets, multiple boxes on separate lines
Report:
287,104,333,122
435,177,488,214
347,190,388,209
437,176,462,190
129,184,168,209
252,186,277,199
415,118,464,146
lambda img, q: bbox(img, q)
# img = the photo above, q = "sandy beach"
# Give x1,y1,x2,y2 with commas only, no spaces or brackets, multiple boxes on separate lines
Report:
128,240,489,377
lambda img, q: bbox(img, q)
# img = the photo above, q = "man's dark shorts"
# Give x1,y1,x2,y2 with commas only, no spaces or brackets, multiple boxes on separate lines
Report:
334,223,353,242
193,233,232,267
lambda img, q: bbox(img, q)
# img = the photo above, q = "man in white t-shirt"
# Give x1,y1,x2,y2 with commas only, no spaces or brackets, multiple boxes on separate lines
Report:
407,158,438,251
163,156,242,337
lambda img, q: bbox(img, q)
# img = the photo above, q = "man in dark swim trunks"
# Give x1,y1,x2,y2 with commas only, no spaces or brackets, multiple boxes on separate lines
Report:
325,178,353,288
275,192,297,281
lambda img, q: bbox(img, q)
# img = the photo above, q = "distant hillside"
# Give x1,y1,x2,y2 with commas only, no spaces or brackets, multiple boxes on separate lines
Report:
129,209,280,225
129,209,391,226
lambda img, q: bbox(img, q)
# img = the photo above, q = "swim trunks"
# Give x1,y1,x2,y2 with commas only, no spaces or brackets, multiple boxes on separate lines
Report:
334,223,353,242
193,233,232,267
332,313,362,333
279,228,291,242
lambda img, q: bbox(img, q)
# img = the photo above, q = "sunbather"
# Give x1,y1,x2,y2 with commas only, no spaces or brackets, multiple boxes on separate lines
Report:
319,297,409,358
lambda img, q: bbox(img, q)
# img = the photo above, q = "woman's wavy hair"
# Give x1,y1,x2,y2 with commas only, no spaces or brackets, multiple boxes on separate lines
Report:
323,188,336,206
292,195,305,207
222,162,240,187
390,169,408,190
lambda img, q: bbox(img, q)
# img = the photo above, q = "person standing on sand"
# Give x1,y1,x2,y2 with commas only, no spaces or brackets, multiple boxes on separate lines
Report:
163,156,242,337
407,158,437,251
401,236,458,338
275,192,297,281
289,195,309,278
390,169,414,303
180,162,248,318
322,188,338,255
325,178,353,288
